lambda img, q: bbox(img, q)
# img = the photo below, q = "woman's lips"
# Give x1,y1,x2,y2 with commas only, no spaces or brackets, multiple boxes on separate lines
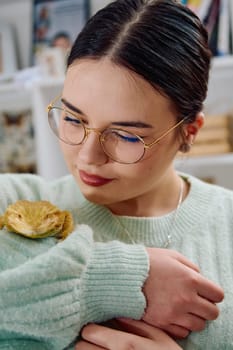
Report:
79,170,113,187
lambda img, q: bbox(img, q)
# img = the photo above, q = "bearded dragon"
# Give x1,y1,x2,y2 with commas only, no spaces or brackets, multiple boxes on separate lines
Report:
0,200,74,240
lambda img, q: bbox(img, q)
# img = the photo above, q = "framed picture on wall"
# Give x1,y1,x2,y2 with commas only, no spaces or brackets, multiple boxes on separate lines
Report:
32,0,90,65
0,108,37,174
0,21,17,82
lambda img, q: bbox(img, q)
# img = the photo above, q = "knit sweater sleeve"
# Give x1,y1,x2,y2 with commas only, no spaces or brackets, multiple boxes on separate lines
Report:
0,174,149,350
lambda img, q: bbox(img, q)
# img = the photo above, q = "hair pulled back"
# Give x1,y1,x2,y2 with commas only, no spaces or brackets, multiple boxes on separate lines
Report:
67,0,211,122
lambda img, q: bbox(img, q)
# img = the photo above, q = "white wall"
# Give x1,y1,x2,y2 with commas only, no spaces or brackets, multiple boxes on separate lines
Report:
0,0,111,69
0,0,33,68
91,0,111,14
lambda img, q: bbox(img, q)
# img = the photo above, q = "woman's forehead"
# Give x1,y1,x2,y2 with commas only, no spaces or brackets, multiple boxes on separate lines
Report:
63,58,175,124
65,58,151,92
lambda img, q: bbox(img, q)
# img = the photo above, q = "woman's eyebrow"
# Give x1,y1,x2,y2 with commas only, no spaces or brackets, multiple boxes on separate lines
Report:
61,98,86,116
112,121,153,128
61,98,153,128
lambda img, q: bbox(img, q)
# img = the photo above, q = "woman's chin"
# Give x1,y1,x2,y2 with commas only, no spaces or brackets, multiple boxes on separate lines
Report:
81,187,113,205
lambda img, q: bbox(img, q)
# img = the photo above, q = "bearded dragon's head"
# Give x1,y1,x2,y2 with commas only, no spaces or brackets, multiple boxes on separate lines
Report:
4,200,67,238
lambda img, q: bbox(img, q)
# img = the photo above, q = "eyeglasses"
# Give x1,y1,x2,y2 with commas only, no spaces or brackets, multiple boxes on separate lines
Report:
47,96,185,164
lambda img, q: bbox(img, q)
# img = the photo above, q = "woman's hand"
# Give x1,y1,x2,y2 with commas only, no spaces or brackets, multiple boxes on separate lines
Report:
143,248,224,338
75,319,182,350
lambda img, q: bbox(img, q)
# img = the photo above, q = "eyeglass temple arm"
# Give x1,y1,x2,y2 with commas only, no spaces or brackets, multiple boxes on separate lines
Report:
47,94,62,113
144,117,186,149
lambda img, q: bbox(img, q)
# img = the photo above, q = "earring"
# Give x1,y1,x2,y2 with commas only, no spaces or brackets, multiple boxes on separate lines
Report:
179,142,192,153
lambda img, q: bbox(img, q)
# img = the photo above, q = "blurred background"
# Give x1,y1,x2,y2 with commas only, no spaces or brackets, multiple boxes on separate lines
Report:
0,0,233,189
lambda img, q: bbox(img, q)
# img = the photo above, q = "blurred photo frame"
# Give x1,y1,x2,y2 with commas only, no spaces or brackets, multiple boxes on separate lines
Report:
0,21,17,82
32,0,90,65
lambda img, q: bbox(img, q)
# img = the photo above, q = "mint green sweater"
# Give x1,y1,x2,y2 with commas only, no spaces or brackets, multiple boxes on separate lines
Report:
0,173,232,350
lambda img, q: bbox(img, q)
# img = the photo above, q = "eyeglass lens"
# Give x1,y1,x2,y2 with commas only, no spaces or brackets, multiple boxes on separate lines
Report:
48,107,145,164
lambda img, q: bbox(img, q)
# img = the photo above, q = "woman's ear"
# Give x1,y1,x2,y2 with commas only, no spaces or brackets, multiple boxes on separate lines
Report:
185,112,204,140
179,112,204,153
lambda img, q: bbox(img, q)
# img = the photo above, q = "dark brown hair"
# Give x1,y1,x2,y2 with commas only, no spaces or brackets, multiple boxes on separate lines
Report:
67,0,212,123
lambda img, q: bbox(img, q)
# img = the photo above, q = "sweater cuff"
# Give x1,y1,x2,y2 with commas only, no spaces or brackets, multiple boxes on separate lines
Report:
80,241,149,327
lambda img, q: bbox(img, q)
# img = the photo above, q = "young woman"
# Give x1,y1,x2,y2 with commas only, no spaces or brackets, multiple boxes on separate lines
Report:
0,0,231,349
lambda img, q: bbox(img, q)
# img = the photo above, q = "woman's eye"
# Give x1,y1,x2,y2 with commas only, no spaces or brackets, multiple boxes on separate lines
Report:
64,115,82,125
122,135,140,143
113,131,141,143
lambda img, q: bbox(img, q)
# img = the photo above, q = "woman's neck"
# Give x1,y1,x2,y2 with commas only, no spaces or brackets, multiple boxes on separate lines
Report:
107,172,189,217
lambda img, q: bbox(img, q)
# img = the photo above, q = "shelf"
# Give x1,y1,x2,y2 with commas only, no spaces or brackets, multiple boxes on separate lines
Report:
205,57,233,115
0,82,28,93
175,153,233,190
176,152,233,167
211,56,233,69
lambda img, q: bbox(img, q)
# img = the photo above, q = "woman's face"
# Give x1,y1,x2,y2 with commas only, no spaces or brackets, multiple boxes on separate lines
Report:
61,58,181,214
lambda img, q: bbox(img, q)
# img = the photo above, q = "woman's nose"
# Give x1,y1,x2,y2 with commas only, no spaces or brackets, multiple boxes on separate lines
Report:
77,130,108,165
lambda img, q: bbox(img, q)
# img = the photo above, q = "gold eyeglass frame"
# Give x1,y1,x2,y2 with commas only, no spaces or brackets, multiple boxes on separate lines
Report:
47,95,186,164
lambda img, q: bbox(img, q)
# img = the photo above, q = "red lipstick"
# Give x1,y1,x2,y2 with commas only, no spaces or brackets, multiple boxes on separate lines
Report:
79,170,113,187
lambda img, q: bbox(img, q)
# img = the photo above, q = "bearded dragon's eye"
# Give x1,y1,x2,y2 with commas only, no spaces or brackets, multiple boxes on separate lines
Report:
17,214,22,219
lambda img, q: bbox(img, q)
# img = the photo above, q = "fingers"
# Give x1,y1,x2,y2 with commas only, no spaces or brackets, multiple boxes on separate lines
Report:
193,295,220,320
175,253,224,303
81,323,119,349
173,314,206,332
162,324,190,339
165,315,208,338
163,294,220,337
75,340,105,350
162,303,216,338
171,252,224,305
116,319,182,349
196,274,224,303
80,322,182,350
116,318,174,341
143,248,224,338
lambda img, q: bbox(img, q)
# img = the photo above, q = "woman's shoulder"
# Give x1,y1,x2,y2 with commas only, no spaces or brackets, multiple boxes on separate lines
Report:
0,173,48,211
187,173,232,193
183,172,233,207
0,173,84,212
